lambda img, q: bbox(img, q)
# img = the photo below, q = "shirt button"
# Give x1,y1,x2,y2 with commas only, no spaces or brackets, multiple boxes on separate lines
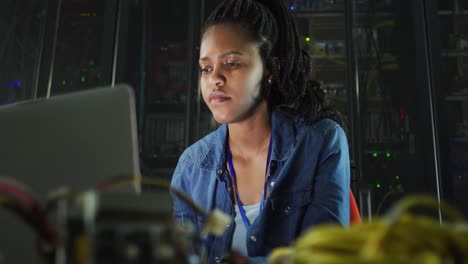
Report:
284,206,291,214
270,181,276,187
215,256,221,262
217,169,223,175
250,235,257,242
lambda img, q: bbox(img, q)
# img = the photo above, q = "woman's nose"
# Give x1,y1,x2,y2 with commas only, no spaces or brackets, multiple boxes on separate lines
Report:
208,67,225,87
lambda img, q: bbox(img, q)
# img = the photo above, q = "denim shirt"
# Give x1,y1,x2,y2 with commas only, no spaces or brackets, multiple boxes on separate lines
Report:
170,111,350,263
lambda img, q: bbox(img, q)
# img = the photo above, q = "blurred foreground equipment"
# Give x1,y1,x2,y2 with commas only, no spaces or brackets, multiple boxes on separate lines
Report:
52,191,190,264
269,196,468,264
0,176,232,264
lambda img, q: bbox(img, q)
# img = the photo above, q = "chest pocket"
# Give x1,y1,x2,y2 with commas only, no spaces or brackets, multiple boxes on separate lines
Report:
270,189,312,216
174,213,207,233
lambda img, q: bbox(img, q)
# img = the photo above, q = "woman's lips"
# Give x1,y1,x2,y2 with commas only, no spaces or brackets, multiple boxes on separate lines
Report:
209,91,231,104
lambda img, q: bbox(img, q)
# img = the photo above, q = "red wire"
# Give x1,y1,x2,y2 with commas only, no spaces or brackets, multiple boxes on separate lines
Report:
0,181,58,242
0,181,39,212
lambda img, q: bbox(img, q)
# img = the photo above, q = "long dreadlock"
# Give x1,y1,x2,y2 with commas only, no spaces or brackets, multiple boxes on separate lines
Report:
202,0,345,126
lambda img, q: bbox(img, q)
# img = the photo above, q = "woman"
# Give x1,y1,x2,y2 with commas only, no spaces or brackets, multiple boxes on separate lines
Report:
170,0,350,262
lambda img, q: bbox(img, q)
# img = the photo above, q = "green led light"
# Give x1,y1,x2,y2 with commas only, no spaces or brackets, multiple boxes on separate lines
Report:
395,175,400,180
376,183,381,188
305,37,311,42
61,80,67,86
372,152,378,158
89,59,95,66
80,76,86,83
386,152,391,158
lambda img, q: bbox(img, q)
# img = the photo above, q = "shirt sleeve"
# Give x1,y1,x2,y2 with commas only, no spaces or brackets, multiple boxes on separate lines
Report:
302,124,351,228
170,151,195,223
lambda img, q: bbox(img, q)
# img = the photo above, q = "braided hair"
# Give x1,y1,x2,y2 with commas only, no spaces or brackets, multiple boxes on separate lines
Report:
202,0,345,126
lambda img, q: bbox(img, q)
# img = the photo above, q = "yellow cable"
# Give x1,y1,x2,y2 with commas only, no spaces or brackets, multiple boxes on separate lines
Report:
269,196,468,264
0,197,12,205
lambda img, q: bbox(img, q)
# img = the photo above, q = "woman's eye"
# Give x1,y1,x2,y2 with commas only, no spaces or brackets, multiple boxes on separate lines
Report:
200,66,212,73
226,61,240,68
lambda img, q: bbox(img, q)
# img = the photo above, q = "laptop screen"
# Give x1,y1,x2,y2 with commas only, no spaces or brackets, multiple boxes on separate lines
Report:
0,84,141,263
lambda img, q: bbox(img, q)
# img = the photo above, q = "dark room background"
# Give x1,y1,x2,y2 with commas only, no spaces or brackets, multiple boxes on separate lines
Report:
1,0,467,220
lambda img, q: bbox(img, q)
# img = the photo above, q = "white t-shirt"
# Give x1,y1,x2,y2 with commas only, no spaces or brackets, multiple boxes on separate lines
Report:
231,203,261,256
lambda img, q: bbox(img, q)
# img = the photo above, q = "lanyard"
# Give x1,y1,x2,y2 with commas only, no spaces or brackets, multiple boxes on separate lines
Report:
226,136,273,229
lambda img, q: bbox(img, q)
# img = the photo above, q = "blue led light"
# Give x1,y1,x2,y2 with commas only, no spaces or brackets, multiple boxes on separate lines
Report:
16,81,21,87
8,82,15,89
290,5,294,10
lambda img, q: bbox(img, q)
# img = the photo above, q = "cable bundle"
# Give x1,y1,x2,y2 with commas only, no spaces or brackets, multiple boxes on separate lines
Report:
0,179,58,245
269,196,468,264
1,175,231,264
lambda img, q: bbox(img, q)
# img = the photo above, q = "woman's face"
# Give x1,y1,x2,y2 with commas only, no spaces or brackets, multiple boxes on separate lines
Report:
199,23,265,124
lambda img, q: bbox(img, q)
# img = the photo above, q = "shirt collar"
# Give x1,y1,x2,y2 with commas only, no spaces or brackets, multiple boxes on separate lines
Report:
199,111,296,176
270,111,295,162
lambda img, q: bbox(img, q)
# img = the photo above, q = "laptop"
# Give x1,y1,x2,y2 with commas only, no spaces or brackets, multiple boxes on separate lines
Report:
0,84,141,263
